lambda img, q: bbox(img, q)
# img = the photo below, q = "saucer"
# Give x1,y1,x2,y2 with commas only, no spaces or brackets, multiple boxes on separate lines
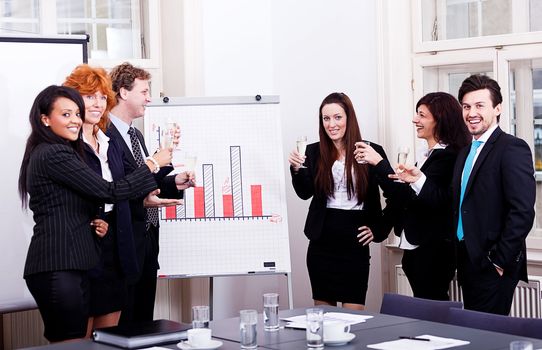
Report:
177,339,223,350
324,332,356,346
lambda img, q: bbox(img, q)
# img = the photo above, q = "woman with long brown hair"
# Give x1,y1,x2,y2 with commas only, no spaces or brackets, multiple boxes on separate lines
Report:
288,92,391,310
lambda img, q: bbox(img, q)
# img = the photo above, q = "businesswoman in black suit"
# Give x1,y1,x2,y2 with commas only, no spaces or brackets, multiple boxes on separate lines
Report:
355,92,470,300
18,85,172,342
288,92,391,310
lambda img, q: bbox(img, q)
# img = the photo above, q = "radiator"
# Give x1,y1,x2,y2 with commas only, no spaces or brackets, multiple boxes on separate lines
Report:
395,265,542,318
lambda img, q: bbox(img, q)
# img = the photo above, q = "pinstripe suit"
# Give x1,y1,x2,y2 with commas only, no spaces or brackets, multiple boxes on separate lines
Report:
23,143,157,277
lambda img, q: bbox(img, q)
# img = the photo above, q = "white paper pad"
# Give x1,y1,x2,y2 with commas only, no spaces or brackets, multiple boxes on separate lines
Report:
367,335,470,350
282,312,373,329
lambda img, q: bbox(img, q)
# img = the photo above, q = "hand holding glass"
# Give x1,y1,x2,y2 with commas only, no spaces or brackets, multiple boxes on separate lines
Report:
296,136,308,168
395,146,410,182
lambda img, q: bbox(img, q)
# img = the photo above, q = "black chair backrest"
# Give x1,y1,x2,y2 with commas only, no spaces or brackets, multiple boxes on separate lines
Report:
447,307,542,339
380,293,463,323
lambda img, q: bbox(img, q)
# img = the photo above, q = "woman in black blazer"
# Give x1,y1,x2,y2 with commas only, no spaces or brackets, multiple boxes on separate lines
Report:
18,85,172,342
288,92,392,310
356,92,470,300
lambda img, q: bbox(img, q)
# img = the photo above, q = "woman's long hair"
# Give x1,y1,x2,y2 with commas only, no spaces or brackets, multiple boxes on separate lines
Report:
18,85,86,208
415,92,470,152
315,92,368,203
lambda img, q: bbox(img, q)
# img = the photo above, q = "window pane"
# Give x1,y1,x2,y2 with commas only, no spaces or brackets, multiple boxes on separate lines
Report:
421,0,536,42
56,0,141,60
508,59,542,237
0,0,39,35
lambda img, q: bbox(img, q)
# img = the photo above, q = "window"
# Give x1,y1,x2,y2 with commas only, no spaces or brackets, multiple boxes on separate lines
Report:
413,0,542,52
0,0,158,65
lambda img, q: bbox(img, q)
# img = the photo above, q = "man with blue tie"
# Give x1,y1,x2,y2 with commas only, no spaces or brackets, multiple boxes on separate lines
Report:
453,74,535,315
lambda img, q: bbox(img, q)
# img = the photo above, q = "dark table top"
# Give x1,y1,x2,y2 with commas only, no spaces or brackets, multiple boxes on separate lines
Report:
22,306,542,350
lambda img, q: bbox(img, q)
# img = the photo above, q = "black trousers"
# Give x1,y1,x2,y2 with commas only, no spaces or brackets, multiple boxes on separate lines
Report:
402,239,455,301
457,241,518,315
119,224,159,324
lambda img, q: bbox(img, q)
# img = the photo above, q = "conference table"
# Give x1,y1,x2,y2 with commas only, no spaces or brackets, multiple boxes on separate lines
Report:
22,306,542,350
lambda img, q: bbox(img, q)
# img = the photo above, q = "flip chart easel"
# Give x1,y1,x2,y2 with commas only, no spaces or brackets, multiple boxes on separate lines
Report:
144,96,293,311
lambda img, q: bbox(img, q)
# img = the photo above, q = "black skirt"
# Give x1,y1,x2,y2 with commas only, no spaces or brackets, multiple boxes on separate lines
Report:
89,212,127,316
307,208,370,304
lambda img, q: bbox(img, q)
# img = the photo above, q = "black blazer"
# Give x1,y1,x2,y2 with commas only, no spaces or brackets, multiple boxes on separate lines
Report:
373,147,458,246
450,127,535,281
24,143,157,277
83,136,140,279
105,124,183,273
290,141,391,242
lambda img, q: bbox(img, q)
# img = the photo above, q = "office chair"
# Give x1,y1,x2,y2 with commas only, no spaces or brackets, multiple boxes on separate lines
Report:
380,293,463,323
447,307,542,339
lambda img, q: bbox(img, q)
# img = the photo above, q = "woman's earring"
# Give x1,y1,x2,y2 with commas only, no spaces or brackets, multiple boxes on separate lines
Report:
44,123,49,127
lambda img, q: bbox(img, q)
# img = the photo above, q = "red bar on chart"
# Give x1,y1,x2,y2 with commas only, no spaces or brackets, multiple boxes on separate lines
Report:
194,186,205,218
223,194,233,217
165,205,177,220
251,185,262,217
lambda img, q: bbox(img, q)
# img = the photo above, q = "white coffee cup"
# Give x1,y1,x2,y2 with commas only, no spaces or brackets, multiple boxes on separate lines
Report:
187,328,212,347
323,320,350,340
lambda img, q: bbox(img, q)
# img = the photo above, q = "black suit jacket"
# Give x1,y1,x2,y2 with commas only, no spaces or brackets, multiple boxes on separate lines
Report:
373,147,458,246
105,124,183,273
83,136,140,279
24,143,157,277
290,141,391,242
451,127,535,281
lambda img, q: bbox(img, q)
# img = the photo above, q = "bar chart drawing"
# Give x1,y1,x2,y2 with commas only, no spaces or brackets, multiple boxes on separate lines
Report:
161,146,270,221
144,96,291,277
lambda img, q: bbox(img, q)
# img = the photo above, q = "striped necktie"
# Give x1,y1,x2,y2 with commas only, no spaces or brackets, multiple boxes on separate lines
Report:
128,127,159,228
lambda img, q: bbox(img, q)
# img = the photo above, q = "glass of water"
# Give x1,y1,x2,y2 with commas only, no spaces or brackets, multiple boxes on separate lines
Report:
306,308,324,348
240,309,258,349
192,305,209,328
263,293,279,331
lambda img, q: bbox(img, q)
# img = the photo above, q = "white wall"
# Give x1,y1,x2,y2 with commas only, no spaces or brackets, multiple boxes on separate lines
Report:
181,0,381,318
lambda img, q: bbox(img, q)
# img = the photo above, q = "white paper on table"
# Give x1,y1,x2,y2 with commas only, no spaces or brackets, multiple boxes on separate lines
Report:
282,312,373,329
367,335,470,350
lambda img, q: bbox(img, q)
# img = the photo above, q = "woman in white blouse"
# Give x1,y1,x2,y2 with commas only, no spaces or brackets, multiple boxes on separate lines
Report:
288,92,393,310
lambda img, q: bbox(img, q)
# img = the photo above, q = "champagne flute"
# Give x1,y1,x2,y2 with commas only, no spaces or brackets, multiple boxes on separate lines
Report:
164,119,178,149
184,152,197,186
296,136,308,168
395,146,410,183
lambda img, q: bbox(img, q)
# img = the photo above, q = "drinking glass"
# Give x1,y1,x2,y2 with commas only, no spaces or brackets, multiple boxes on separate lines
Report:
184,152,198,172
510,340,533,350
306,308,324,348
296,136,308,168
355,141,371,164
263,293,279,331
192,305,210,328
161,120,177,149
395,146,410,183
239,309,258,349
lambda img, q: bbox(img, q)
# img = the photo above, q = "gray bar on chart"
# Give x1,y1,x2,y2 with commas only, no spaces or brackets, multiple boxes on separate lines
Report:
176,201,186,219
203,164,215,217
230,146,244,217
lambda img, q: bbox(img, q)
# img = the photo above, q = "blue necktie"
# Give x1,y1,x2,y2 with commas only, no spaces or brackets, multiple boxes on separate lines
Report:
457,140,483,240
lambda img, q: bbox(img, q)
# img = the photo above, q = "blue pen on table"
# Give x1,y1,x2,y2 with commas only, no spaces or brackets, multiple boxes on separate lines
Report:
399,336,430,341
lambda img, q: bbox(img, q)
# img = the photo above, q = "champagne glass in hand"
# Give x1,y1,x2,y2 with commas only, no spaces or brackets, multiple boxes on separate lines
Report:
296,136,308,168
395,146,410,182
